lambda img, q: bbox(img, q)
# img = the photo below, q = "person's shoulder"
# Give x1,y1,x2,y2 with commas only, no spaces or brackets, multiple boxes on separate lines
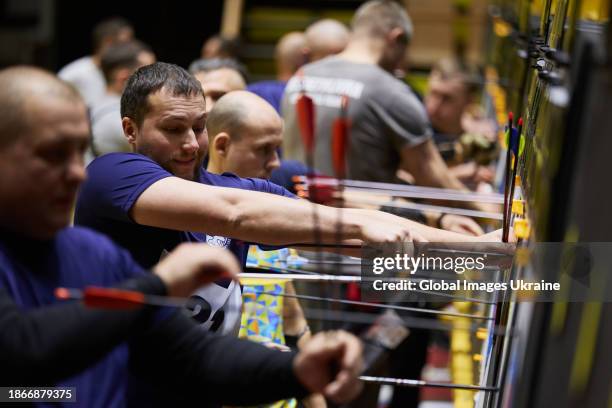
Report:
358,69,420,109
240,176,293,197
199,169,243,187
247,80,285,91
88,152,160,171
57,227,144,279
84,153,169,195
201,170,289,196
200,170,269,192
58,56,95,78
56,226,119,252
90,94,121,118
305,55,342,70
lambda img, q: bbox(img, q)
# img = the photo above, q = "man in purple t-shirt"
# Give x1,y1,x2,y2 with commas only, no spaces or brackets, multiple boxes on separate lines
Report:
0,66,370,407
75,62,499,334
74,62,457,331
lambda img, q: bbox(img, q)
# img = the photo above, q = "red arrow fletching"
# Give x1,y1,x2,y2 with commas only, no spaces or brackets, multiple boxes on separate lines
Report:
296,93,316,154
83,287,146,310
332,118,349,179
332,95,350,179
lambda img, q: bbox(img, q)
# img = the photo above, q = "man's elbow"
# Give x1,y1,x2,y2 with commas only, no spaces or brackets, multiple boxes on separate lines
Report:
226,203,245,233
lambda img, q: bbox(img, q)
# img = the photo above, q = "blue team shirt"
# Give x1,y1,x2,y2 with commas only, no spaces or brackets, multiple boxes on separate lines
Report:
247,80,287,114
74,153,295,270
270,160,311,194
0,227,148,408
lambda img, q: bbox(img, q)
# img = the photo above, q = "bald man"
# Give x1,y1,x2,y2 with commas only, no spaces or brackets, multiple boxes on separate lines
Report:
207,91,326,408
249,21,349,115
276,31,308,81
248,31,307,113
304,19,350,62
1,66,368,407
207,91,283,179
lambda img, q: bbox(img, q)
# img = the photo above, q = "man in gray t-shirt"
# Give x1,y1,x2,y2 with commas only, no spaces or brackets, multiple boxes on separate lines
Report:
283,57,431,182
282,0,477,200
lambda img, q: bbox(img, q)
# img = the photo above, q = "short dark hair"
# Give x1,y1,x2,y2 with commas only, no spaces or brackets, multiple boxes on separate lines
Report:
92,17,133,52
121,62,204,126
100,40,151,83
352,0,413,42
188,58,249,83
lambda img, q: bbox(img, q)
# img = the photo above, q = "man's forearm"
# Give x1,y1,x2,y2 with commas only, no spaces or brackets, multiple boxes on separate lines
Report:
133,177,364,245
347,208,479,242
130,310,309,405
0,274,167,385
402,140,491,213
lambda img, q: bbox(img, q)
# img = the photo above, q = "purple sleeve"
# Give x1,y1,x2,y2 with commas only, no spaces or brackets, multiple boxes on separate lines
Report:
243,177,297,199
76,153,173,223
210,171,296,199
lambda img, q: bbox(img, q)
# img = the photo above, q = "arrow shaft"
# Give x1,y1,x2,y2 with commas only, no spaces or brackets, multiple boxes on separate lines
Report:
296,176,503,203
359,375,499,392
250,289,492,320
343,196,503,220
347,185,504,204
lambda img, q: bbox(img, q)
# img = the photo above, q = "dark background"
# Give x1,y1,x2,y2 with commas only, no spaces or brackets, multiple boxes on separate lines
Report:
0,0,225,70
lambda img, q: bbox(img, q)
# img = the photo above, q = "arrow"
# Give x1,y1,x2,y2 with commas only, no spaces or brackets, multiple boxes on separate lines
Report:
293,175,504,204
504,117,524,242
359,375,499,392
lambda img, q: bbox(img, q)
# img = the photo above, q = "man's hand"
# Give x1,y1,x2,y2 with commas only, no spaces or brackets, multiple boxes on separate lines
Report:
481,228,517,243
449,162,495,185
439,214,484,236
152,243,240,297
262,341,291,352
293,330,363,404
352,210,427,244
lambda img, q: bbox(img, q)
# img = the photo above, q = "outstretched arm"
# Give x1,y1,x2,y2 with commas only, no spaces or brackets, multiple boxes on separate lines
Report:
400,140,495,213
132,177,415,245
345,208,484,242
0,274,166,385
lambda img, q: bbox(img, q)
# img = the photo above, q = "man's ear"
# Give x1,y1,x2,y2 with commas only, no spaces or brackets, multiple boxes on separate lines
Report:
212,132,231,157
122,117,137,146
302,46,312,63
387,27,406,45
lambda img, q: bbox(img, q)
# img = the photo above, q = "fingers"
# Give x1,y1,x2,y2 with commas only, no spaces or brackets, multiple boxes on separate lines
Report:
462,222,484,236
481,229,503,242
294,330,363,403
339,331,363,376
324,369,363,403
153,243,240,297
262,341,291,352
301,393,327,408
441,215,484,236
322,331,364,404
411,231,429,243
202,245,240,281
176,243,240,285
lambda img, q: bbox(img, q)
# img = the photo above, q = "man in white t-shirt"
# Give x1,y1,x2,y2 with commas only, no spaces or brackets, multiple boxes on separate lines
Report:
58,17,133,107
87,40,155,163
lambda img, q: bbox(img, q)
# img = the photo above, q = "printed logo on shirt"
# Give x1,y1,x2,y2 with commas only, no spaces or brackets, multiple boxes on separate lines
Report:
206,235,231,248
286,75,365,108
